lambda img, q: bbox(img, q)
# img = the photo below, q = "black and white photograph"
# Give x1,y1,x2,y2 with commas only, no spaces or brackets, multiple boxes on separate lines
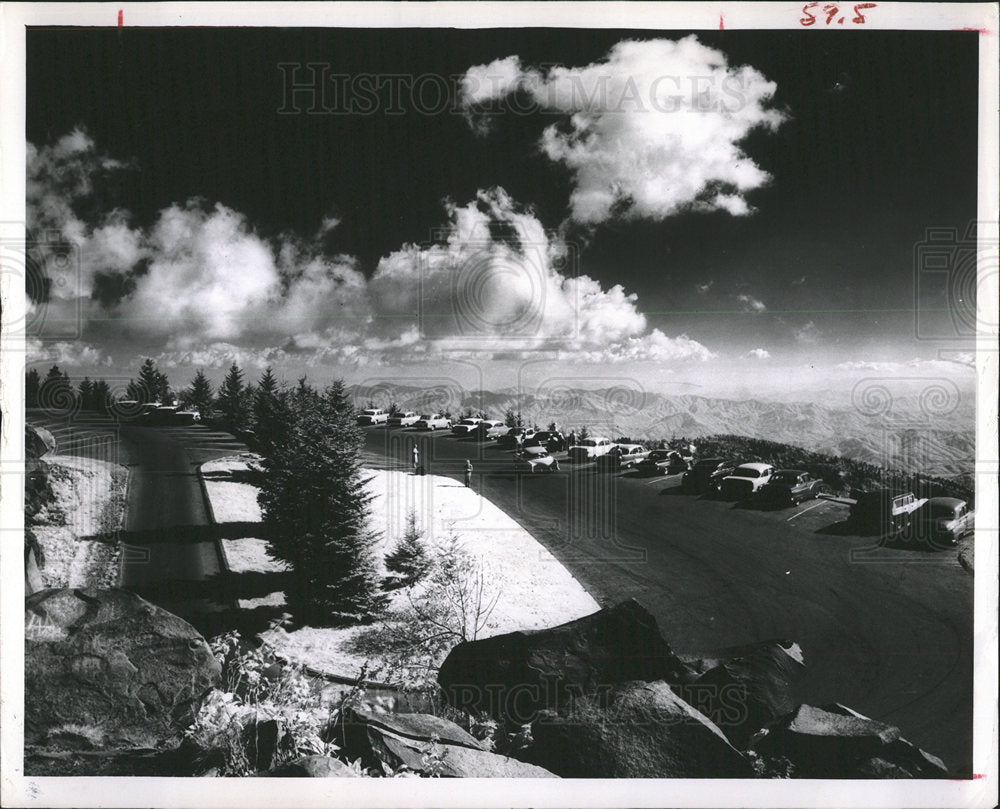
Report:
1,2,997,807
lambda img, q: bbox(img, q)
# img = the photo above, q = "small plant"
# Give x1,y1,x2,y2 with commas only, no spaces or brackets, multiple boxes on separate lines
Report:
384,510,431,587
420,734,447,778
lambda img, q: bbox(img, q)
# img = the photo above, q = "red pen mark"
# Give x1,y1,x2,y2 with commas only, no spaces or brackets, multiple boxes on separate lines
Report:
117,9,123,26
973,773,986,779
719,13,724,30
953,26,992,35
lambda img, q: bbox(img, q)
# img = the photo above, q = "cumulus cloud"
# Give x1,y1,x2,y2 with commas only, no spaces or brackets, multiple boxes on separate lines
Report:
695,280,714,294
737,293,767,312
27,130,715,370
794,320,820,344
744,348,771,360
459,37,786,225
27,338,111,367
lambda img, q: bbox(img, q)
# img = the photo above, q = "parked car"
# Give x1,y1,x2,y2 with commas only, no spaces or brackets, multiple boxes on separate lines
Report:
513,446,560,473
387,410,420,427
755,469,830,508
474,420,508,440
681,458,737,494
525,430,567,453
597,444,649,472
636,449,689,476
848,489,927,536
413,413,452,431
174,409,201,425
568,437,613,462
916,497,974,545
498,427,536,449
357,408,388,426
718,463,775,500
451,417,484,436
141,405,182,426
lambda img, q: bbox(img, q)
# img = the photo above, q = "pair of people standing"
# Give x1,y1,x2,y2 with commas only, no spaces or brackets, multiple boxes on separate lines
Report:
411,444,473,487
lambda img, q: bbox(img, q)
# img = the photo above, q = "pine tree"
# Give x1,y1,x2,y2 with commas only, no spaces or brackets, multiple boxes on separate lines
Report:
216,363,248,430
384,510,431,586
253,367,284,454
180,369,215,419
91,379,112,412
132,358,170,403
25,368,40,408
257,378,388,625
39,365,75,413
78,377,94,410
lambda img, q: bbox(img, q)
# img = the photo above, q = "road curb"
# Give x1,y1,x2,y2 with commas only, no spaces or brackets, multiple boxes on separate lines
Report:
195,460,231,575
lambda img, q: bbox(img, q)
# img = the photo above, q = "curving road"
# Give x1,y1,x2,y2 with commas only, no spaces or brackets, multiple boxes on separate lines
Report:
27,410,973,773
362,425,974,774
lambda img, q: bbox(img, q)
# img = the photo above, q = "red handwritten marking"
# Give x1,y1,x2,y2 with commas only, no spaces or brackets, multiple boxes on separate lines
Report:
974,773,987,779
719,13,724,30
953,26,992,35
117,9,123,27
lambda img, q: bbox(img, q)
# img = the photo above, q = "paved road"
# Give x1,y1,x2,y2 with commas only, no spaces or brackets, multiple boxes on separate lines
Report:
27,410,247,634
26,411,973,772
363,425,974,774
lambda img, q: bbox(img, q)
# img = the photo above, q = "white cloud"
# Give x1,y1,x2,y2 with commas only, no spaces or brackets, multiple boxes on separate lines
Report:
794,320,820,344
27,338,111,367
737,293,767,312
744,348,771,360
695,280,714,294
28,131,716,371
459,37,786,226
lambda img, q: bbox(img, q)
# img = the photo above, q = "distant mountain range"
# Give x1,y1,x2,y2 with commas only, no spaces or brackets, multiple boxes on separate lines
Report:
348,383,975,480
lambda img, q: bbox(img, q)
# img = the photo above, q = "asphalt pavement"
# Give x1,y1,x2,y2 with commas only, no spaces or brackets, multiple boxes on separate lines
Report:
362,424,974,774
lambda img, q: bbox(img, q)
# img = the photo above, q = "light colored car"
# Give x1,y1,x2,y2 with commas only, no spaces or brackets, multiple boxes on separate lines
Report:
474,419,507,440
755,470,830,507
413,413,452,431
514,446,560,473
387,410,419,427
568,437,613,462
174,409,201,424
718,463,775,500
596,444,649,471
357,408,388,426
919,497,974,545
451,417,484,436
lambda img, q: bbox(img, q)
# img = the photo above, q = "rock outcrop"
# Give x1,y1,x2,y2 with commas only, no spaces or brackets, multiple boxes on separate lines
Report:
335,706,557,777
524,680,751,778
263,755,359,777
25,588,221,758
26,424,57,459
438,600,692,724
751,702,949,778
680,639,805,748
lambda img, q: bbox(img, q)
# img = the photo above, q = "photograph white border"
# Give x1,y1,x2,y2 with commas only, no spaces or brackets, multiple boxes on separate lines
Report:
1,3,997,807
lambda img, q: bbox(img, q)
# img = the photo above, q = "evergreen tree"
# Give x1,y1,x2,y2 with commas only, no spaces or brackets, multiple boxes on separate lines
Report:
216,363,248,429
39,365,74,413
91,379,112,412
132,358,170,403
504,408,524,429
253,367,284,453
25,368,40,408
180,369,215,419
78,377,94,410
384,510,431,586
257,378,388,625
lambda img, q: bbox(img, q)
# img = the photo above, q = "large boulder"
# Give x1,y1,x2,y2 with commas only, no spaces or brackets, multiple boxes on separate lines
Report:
263,756,359,777
752,703,949,778
335,707,555,777
680,639,805,748
438,600,692,724
26,424,56,459
25,588,221,755
524,680,751,778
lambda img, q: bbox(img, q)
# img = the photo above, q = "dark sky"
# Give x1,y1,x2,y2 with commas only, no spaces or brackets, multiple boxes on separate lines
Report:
25,26,980,385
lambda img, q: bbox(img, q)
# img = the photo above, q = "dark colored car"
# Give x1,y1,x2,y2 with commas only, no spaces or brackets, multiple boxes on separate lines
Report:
525,430,567,453
635,449,687,476
916,497,974,545
498,427,536,449
755,469,830,508
680,458,737,494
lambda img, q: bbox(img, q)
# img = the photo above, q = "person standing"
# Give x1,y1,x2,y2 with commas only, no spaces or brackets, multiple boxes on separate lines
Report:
464,459,473,488
412,444,420,473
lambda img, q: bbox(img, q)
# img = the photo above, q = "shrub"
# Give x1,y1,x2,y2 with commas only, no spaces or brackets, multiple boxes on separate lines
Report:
384,510,431,587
